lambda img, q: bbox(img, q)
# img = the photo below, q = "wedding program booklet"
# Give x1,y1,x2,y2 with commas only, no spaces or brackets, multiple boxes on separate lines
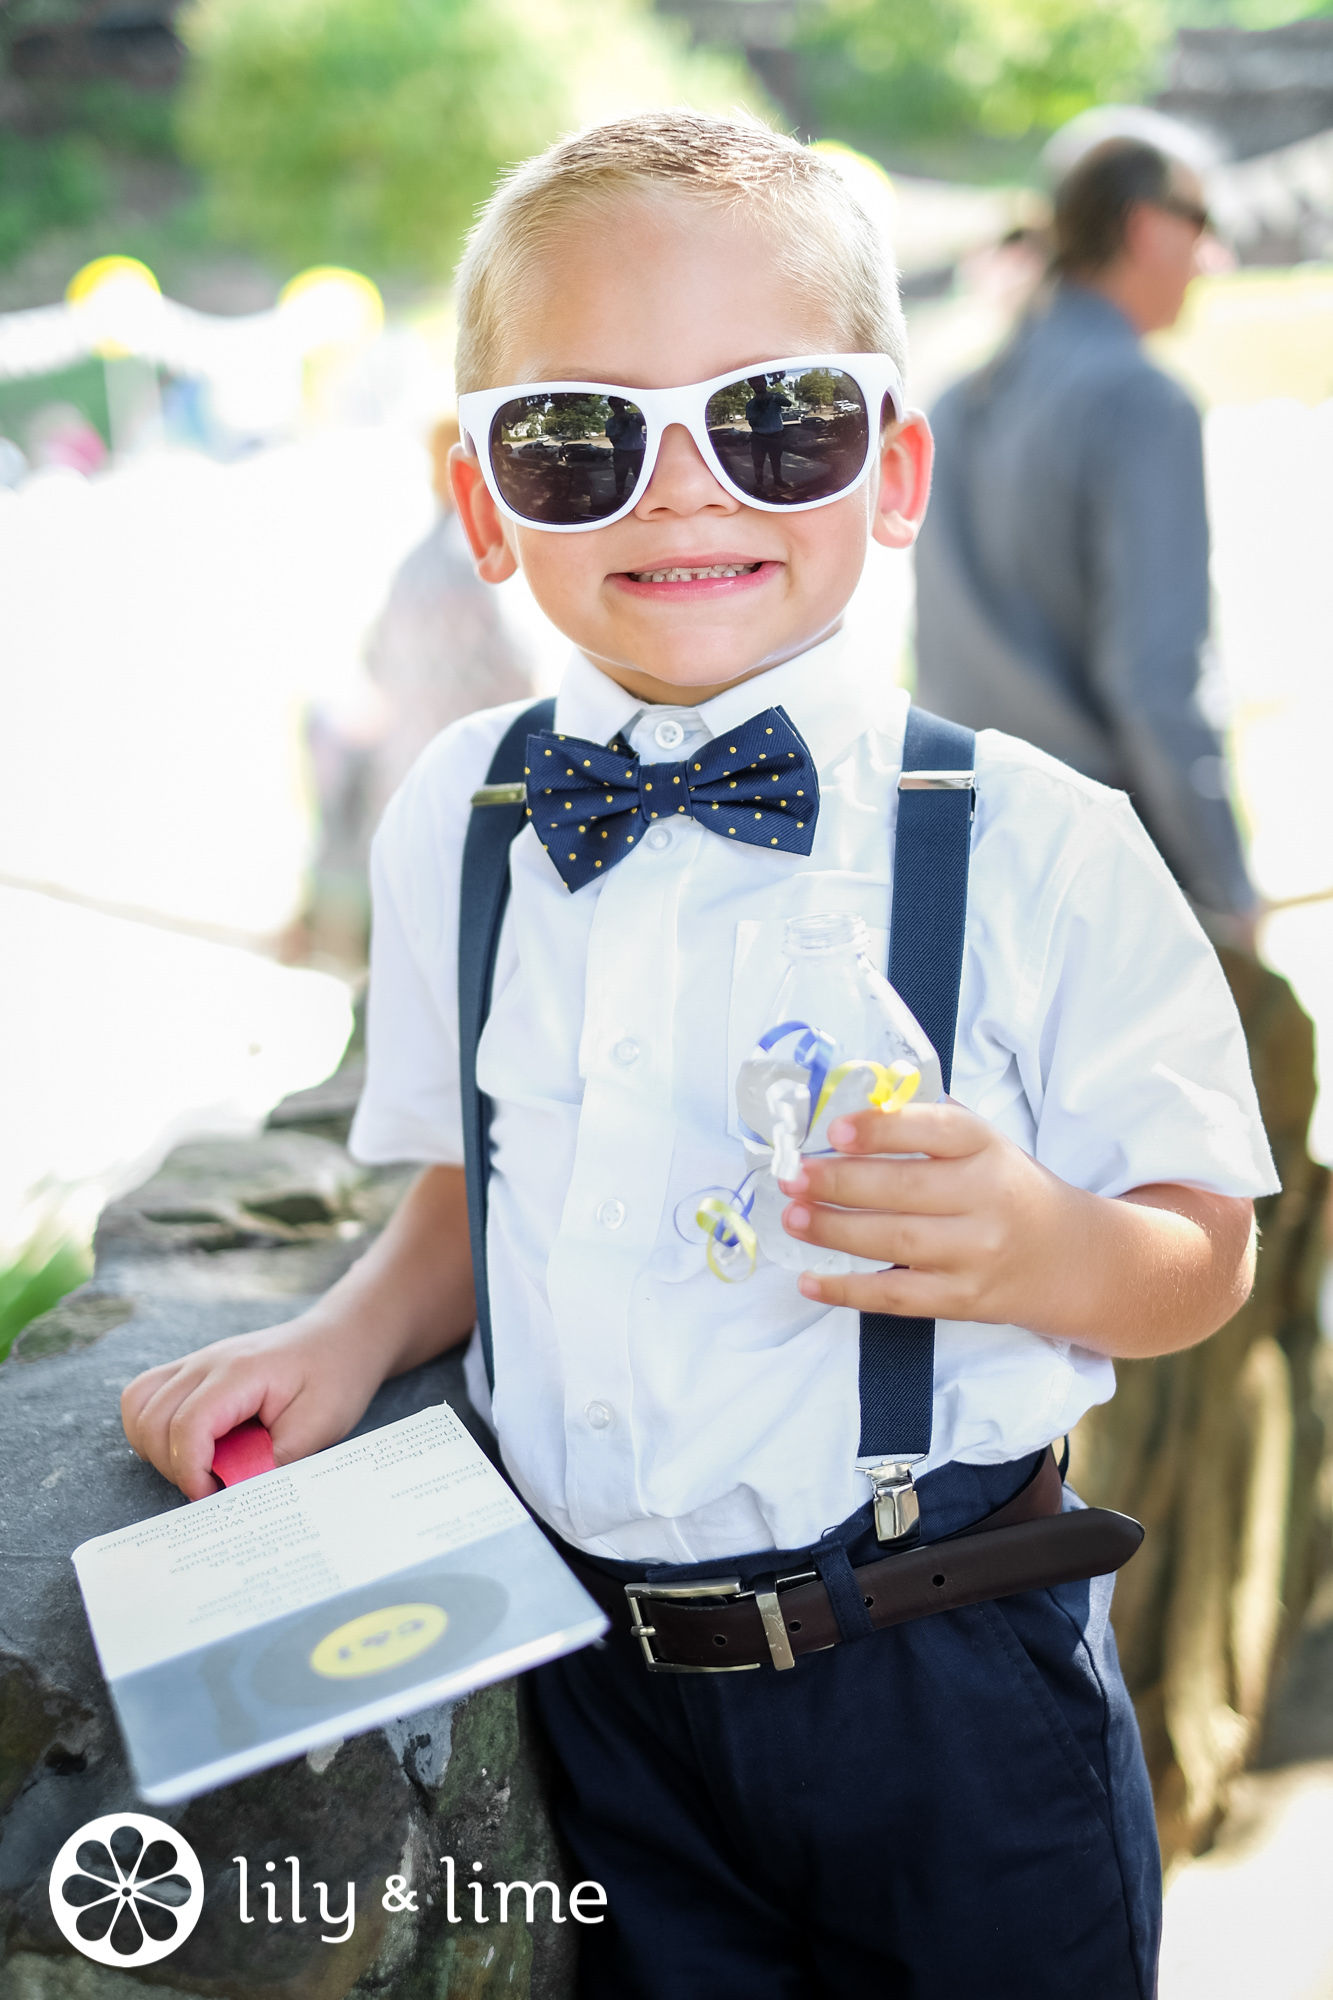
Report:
72,1405,607,1803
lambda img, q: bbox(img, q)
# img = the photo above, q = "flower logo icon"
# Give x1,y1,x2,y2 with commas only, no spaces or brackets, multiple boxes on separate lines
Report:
49,1812,204,1967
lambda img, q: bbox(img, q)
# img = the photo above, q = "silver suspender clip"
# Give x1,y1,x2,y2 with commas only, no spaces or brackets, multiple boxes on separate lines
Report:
867,1460,922,1544
897,770,975,792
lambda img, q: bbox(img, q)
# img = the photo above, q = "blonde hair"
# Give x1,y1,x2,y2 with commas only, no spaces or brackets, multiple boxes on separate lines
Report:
454,110,907,394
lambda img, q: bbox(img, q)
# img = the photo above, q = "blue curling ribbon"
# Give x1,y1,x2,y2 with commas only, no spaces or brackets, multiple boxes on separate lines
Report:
738,1020,836,1146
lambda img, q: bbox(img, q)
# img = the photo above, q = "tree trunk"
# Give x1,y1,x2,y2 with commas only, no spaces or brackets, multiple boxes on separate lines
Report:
1067,948,1329,1870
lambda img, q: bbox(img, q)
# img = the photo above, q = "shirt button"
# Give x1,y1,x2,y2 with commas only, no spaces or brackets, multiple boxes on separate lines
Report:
653,718,685,751
584,1401,614,1431
597,1198,626,1229
646,827,672,850
613,1037,641,1065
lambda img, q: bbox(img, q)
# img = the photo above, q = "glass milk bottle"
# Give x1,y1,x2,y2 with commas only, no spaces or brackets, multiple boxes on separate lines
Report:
735,913,943,1274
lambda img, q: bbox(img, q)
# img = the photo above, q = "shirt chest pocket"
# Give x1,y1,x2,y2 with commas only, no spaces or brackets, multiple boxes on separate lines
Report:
724,918,890,1142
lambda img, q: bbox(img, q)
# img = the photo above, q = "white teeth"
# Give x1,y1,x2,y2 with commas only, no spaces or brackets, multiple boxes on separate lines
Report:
633,563,761,583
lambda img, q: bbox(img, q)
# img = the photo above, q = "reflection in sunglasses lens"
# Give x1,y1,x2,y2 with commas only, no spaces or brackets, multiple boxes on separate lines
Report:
489,392,647,525
706,369,869,505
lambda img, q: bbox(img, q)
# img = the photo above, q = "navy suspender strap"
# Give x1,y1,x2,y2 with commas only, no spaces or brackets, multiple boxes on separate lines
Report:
457,699,976,1468
459,697,555,1394
856,705,976,1462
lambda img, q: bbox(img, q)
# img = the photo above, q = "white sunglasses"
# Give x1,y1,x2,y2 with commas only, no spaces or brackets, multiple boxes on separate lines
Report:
457,353,906,533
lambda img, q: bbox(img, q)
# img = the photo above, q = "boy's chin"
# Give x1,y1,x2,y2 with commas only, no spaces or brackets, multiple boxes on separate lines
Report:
587,630,820,702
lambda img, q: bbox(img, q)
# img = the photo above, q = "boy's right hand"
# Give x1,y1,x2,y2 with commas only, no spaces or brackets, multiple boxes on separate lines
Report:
121,1312,381,1502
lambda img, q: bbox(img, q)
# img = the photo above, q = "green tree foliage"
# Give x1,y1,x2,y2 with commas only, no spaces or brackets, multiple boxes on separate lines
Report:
797,0,1165,163
176,0,762,280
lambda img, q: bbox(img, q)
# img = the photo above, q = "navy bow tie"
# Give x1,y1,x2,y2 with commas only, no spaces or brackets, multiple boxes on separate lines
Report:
525,705,819,892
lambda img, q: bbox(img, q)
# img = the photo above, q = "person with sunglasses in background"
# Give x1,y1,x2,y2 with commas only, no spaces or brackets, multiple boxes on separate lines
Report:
121,113,1277,1998
916,134,1259,951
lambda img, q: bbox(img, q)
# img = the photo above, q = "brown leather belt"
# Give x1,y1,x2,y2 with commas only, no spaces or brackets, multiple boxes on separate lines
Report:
566,1449,1143,1673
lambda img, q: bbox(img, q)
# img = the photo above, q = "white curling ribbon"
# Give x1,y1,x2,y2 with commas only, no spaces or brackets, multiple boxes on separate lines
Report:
766,1076,810,1184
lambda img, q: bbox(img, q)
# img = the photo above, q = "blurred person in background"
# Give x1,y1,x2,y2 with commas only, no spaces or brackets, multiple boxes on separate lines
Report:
914,137,1257,942
300,414,533,963
365,413,533,822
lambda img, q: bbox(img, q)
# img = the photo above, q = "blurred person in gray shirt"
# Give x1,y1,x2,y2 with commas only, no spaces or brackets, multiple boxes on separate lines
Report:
915,138,1256,933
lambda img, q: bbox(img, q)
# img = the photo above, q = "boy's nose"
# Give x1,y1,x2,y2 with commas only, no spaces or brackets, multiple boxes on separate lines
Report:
635,422,738,516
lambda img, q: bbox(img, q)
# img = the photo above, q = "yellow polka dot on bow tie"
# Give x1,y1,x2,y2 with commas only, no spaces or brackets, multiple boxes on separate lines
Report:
569,851,576,859
729,745,737,753
672,775,680,784
728,826,736,833
545,749,552,756
595,860,602,868
754,812,761,819
524,765,530,774
583,759,591,767
579,824,587,831
766,728,773,735
645,782,652,791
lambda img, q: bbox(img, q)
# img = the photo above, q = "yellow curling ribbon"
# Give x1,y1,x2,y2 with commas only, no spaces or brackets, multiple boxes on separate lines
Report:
811,1057,920,1125
696,1196,758,1283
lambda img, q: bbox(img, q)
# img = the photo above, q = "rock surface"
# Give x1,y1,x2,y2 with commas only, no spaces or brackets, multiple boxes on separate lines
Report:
0,1108,576,1999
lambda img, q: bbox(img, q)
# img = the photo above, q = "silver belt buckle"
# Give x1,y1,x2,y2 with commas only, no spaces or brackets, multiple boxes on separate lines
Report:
624,1571,815,1674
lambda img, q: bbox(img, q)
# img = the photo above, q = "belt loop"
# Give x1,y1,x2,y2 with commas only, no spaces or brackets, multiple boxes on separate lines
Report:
814,1545,875,1643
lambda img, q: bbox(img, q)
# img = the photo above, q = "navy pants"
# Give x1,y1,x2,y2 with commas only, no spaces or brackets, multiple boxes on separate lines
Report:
531,1455,1161,1998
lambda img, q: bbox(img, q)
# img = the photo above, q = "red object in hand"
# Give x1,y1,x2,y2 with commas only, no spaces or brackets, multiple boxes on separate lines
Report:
211,1418,276,1487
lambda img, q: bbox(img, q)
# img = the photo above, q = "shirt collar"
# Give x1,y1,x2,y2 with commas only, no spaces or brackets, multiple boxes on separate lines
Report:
553,626,906,772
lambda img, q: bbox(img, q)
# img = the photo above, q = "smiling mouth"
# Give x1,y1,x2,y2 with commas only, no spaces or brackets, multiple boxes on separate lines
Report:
625,562,765,583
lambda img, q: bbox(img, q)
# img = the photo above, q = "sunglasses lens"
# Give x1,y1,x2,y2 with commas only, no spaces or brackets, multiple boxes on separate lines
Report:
488,392,648,525
705,367,870,506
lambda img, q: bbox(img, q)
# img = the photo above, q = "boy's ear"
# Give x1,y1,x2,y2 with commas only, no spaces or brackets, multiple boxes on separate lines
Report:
871,412,934,552
450,442,520,583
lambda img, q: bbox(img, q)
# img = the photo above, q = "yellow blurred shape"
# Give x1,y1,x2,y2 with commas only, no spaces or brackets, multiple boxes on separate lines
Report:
66,255,161,305
278,266,385,350
1152,268,1333,409
810,139,895,197
66,256,162,359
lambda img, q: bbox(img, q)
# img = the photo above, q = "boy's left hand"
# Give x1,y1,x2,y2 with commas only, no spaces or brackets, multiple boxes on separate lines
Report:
781,1101,1073,1330
780,1101,1255,1357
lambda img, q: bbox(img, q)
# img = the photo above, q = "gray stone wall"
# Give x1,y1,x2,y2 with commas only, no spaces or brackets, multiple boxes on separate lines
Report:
0,1098,577,1998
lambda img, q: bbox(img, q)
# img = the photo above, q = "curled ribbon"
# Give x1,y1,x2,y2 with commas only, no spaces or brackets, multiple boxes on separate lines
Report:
683,1043,923,1284
694,1193,759,1284
812,1056,921,1125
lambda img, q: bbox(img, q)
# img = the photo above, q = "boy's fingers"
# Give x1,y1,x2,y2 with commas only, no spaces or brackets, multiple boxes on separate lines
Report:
826,1102,985,1159
783,1203,966,1268
796,1265,957,1317
784,1153,965,1215
164,1369,297,1501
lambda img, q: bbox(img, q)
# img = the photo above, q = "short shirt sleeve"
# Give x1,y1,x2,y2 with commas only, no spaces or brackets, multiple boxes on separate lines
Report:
348,700,533,1167
965,735,1279,1202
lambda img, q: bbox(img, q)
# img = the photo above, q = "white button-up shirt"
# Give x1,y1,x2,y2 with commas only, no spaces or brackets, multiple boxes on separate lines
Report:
351,629,1278,1563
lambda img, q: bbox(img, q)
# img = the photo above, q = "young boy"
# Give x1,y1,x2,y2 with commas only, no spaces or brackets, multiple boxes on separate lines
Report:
123,112,1277,1997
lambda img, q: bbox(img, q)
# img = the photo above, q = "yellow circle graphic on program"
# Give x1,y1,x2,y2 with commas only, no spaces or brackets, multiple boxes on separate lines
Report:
309,1604,448,1680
